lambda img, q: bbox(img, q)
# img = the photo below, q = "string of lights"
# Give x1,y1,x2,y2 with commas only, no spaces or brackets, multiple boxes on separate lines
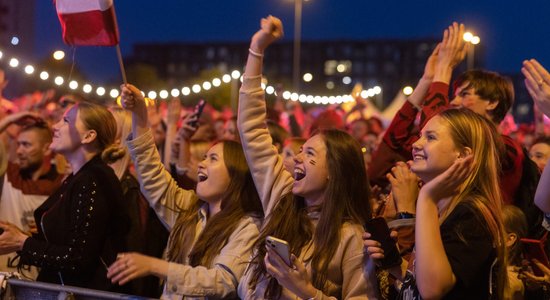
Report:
0,48,383,105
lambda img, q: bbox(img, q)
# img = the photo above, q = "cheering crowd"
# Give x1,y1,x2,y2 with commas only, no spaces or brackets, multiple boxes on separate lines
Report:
1,15,550,300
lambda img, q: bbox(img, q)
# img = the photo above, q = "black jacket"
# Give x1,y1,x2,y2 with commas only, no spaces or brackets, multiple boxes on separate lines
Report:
19,155,129,292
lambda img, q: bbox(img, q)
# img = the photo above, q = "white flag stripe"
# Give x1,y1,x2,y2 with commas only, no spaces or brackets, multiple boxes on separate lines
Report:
56,0,113,14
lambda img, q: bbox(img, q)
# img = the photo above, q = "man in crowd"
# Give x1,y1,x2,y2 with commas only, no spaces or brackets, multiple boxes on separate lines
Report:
0,112,63,277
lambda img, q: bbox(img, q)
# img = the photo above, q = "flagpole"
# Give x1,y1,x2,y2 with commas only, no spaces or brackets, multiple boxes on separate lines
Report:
115,44,127,84
110,1,127,85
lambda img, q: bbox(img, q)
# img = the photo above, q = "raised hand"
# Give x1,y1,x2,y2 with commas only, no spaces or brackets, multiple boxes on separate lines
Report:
522,59,550,117
250,15,284,53
422,43,441,81
120,84,148,128
167,97,182,125
387,161,419,215
0,111,42,132
418,155,473,203
434,22,468,84
177,111,199,141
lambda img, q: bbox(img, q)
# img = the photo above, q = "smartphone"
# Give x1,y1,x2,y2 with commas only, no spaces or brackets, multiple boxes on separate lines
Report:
521,237,550,276
266,235,292,266
364,217,402,269
189,99,206,128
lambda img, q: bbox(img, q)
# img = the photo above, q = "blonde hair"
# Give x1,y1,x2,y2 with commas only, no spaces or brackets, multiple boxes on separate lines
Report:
437,108,508,298
75,102,126,164
108,107,132,178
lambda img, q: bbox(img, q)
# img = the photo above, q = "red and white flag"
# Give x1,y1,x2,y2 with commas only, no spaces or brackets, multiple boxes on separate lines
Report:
55,0,120,46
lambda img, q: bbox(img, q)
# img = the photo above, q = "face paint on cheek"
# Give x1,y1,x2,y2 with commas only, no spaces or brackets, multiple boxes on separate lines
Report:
309,159,316,166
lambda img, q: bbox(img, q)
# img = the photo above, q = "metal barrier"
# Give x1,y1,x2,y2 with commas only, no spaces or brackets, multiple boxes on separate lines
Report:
3,279,156,300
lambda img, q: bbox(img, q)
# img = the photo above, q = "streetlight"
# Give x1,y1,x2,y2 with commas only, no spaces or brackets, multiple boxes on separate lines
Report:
463,31,480,70
292,0,310,93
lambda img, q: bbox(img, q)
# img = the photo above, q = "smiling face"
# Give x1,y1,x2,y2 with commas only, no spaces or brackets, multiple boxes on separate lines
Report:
450,82,497,122
292,134,329,204
49,106,87,156
196,143,231,204
529,142,550,171
411,116,462,182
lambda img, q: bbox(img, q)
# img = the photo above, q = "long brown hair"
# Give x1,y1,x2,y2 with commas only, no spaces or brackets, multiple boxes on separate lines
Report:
166,140,263,267
437,108,508,298
250,129,372,298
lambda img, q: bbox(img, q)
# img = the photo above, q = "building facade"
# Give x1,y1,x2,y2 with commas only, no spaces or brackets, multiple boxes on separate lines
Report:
128,38,476,108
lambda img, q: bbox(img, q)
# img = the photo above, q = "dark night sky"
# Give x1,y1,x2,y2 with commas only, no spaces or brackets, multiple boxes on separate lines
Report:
32,0,550,85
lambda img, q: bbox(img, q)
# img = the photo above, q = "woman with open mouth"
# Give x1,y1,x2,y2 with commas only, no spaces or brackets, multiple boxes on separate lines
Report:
106,84,263,299
237,16,378,299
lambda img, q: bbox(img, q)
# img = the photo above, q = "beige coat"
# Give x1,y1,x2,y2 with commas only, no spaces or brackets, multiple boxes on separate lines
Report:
236,75,379,299
128,130,261,300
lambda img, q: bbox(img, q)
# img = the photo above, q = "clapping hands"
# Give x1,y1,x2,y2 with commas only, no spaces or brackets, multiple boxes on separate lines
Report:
522,59,550,118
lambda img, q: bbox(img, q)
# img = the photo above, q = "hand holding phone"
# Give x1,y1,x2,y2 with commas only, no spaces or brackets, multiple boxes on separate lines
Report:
189,99,206,128
364,217,402,269
521,237,550,277
266,235,291,266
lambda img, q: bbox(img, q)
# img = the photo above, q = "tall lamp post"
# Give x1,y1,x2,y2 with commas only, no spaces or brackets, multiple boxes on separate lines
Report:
463,32,480,70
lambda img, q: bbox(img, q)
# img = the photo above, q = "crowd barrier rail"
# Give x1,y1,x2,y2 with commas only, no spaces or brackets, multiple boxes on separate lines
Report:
2,278,155,300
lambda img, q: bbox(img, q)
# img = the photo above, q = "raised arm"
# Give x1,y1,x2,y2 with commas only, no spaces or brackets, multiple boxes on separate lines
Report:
432,22,468,85
174,111,199,175
237,16,294,215
535,157,550,213
121,84,198,229
368,42,441,183
522,59,550,118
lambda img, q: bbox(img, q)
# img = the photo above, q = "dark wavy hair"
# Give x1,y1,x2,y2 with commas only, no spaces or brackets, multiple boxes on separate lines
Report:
249,128,372,298
166,140,263,267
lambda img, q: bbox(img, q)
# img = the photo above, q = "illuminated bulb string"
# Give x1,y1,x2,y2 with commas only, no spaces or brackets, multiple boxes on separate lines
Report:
0,48,385,105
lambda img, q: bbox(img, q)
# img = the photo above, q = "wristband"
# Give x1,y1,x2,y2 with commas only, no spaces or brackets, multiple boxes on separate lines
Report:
248,48,264,58
396,212,415,219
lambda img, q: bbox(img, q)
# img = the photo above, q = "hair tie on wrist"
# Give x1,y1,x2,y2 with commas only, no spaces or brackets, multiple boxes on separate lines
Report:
248,48,264,58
